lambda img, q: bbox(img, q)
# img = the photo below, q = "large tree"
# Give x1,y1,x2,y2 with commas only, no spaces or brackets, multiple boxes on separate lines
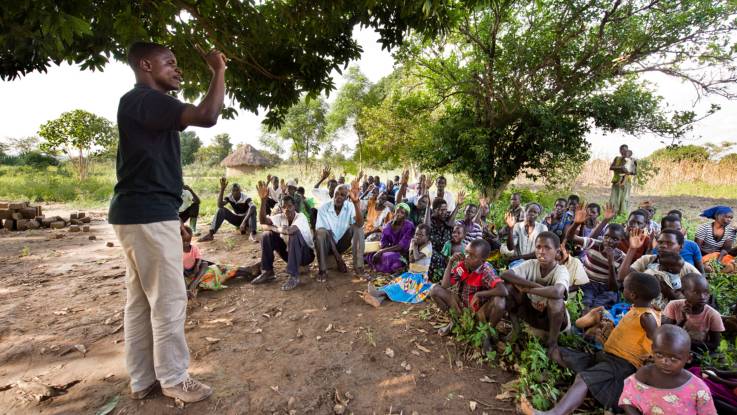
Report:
38,110,116,180
389,0,737,199
0,1,452,127
180,131,202,165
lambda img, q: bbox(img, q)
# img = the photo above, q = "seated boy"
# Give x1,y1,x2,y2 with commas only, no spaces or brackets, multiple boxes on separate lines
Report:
429,239,507,343
521,272,661,415
663,273,725,354
501,231,570,355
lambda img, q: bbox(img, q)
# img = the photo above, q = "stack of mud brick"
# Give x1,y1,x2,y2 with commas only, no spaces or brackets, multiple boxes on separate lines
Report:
0,202,91,232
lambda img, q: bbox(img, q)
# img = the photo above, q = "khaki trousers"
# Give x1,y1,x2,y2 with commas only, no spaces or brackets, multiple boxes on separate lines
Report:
113,220,189,392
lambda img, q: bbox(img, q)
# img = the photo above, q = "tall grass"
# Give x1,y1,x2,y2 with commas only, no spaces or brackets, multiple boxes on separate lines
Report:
574,158,737,198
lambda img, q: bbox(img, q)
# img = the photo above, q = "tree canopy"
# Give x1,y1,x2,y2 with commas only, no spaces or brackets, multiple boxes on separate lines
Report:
0,0,453,127
350,0,737,198
263,96,330,167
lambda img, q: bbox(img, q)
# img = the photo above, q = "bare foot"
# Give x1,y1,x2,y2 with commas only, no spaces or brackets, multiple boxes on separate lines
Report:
336,261,348,273
517,395,540,415
197,232,214,242
547,344,565,368
362,291,382,308
316,271,328,283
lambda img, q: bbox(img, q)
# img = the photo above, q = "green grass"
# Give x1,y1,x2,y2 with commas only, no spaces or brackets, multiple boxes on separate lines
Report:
663,181,737,199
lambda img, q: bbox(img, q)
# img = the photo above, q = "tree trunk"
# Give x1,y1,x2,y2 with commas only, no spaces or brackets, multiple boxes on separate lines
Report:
483,180,510,202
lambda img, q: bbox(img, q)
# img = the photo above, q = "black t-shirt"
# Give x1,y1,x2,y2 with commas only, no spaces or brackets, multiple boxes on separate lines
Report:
108,84,187,224
225,193,253,215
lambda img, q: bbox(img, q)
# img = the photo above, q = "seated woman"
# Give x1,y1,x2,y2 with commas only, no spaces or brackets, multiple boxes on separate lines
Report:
695,205,736,269
501,202,548,268
365,203,415,274
363,224,434,307
182,225,257,298
426,191,464,282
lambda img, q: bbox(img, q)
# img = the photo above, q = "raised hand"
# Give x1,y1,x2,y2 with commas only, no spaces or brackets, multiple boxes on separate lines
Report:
456,190,466,206
401,169,410,185
604,202,616,221
358,170,364,182
425,175,434,190
201,48,227,72
280,178,287,193
349,178,361,203
573,204,587,224
267,174,273,184
504,211,516,228
629,227,648,250
219,176,228,190
256,181,269,200
320,166,331,181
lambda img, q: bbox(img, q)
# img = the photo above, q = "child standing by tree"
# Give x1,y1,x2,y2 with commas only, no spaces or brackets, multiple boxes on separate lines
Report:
619,325,717,415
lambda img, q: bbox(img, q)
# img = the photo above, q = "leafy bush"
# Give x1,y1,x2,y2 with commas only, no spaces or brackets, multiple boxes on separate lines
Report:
718,153,737,166
648,145,710,163
633,157,660,187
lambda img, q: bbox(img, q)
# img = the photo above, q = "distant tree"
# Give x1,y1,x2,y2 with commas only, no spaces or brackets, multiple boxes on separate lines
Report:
38,110,115,179
180,131,202,165
268,96,329,168
258,131,285,156
649,145,711,164
211,133,233,162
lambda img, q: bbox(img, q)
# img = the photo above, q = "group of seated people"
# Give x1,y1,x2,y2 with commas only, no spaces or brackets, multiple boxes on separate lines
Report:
178,167,737,414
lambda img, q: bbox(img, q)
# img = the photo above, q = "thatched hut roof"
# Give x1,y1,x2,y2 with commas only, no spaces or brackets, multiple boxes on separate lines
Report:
220,144,273,167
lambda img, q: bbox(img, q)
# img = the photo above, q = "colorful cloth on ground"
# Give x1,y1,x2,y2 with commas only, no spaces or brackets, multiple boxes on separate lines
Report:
619,371,717,415
695,222,736,255
450,261,501,311
193,264,239,290
408,241,433,274
604,306,660,368
428,216,453,282
663,299,725,343
378,272,433,304
183,244,202,271
365,219,415,274
701,252,734,266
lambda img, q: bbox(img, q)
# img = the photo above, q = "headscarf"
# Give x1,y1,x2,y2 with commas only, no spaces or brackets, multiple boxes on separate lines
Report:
700,205,733,220
396,202,411,214
525,202,543,214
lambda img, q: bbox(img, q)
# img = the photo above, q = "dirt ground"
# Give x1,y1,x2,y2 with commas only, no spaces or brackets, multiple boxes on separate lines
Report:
1,189,734,415
0,206,515,415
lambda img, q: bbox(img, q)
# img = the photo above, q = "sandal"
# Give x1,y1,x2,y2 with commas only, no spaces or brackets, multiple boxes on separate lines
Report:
281,275,300,291
316,272,328,283
437,321,454,336
252,272,276,285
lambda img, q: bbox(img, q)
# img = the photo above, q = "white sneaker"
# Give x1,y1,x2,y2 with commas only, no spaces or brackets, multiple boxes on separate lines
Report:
161,377,213,403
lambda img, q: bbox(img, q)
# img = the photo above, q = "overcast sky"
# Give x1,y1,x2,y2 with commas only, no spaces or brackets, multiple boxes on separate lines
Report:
1,27,734,159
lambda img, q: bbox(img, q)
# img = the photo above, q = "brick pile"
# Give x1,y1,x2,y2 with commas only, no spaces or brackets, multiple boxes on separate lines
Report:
0,202,91,232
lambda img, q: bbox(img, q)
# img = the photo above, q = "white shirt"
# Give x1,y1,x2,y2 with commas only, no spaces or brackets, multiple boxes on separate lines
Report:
270,212,314,249
500,222,548,257
268,185,281,203
316,200,356,242
513,259,571,308
407,189,456,211
179,189,194,213
312,187,332,206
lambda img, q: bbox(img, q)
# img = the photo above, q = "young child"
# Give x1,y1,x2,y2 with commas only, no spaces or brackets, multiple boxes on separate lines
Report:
363,224,434,307
619,325,717,415
641,250,688,310
182,225,257,298
501,231,570,355
522,272,661,414
663,273,725,353
429,239,507,339
442,224,466,258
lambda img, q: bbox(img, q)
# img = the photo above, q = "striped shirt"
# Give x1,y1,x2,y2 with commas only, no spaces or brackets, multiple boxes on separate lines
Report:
580,237,624,285
456,220,483,246
695,223,736,254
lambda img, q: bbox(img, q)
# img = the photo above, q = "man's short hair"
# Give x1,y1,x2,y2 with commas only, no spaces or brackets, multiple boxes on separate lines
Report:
620,144,628,150
432,197,447,210
629,209,648,220
659,228,684,246
667,209,683,220
281,195,294,206
416,223,431,234
127,41,170,68
567,194,580,203
536,231,561,248
586,203,601,214
660,215,681,229
607,223,626,238
469,239,491,258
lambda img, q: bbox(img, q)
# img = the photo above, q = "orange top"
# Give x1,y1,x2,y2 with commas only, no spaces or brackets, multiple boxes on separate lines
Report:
604,306,660,368
364,199,393,233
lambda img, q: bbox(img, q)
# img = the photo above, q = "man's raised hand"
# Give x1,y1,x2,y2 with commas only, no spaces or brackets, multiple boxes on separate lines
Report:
349,178,361,203
219,177,228,190
256,181,269,200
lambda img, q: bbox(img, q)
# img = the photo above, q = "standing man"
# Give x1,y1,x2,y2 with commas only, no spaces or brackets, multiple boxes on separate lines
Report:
109,42,226,403
609,144,635,215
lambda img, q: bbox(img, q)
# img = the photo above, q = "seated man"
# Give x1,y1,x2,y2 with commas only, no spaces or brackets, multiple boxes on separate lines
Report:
199,177,257,242
314,179,365,282
311,166,339,228
252,182,315,291
501,231,570,355
179,184,200,235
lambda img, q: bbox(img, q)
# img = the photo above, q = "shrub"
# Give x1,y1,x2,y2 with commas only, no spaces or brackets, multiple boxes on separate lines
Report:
648,144,710,163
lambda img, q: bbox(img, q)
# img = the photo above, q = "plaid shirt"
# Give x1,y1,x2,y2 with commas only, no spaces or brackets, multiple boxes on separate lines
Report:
450,261,501,311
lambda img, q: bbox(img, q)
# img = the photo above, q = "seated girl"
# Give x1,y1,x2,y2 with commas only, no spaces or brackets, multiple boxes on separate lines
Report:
364,203,414,274
363,224,433,307
182,225,257,298
501,202,548,268
619,325,717,415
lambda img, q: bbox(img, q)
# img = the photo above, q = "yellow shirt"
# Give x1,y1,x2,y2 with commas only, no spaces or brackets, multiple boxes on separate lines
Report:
604,306,660,368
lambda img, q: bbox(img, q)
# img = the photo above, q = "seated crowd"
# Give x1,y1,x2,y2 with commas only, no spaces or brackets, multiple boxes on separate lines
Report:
181,166,737,414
